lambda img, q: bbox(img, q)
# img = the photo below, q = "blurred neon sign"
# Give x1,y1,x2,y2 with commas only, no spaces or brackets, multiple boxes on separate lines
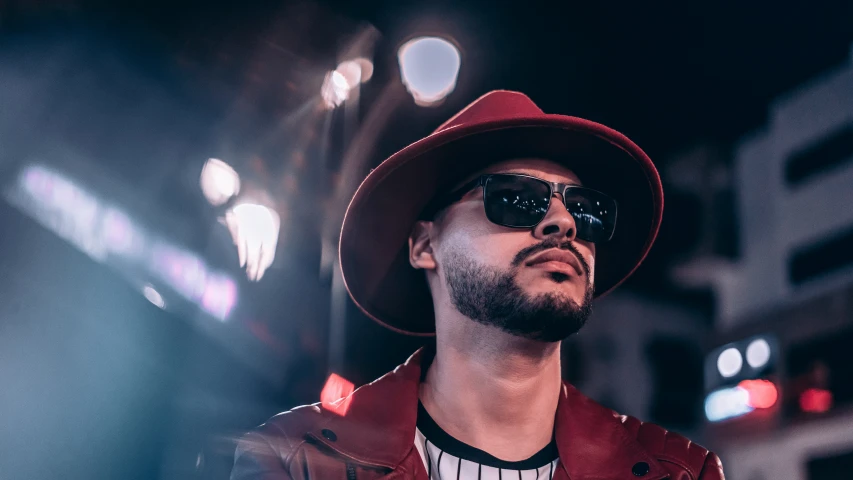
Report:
800,388,833,413
6,164,238,321
705,379,778,422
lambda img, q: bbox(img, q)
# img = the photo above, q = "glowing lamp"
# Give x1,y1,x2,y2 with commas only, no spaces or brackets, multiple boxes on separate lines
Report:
200,158,240,206
224,203,280,282
739,379,778,409
705,386,753,422
717,347,743,378
800,388,833,413
746,338,771,369
398,36,461,106
321,70,351,109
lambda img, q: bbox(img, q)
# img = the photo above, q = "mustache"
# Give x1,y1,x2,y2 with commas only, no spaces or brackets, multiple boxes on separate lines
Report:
511,239,591,278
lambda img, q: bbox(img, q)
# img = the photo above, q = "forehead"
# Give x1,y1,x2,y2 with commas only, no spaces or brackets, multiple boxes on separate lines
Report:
479,158,582,185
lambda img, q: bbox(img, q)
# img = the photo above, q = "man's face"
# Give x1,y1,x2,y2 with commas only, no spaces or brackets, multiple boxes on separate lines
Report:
421,158,596,342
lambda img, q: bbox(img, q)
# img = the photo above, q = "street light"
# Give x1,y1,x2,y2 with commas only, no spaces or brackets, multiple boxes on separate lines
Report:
397,36,461,106
321,58,375,110
321,70,351,110
717,347,743,378
745,338,771,369
200,158,240,206
224,202,280,282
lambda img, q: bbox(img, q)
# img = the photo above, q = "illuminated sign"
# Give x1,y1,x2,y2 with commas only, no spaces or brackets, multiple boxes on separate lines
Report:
705,379,778,422
5,164,238,321
706,335,779,391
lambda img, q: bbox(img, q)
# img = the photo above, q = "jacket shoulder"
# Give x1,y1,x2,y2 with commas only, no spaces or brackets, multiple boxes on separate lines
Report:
618,414,724,480
235,403,326,467
260,402,327,439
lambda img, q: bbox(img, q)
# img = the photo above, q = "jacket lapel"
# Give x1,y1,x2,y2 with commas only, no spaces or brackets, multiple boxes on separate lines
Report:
307,348,425,469
555,383,669,480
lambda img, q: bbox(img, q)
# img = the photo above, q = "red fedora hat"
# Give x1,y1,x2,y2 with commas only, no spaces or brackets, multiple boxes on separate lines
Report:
339,90,663,336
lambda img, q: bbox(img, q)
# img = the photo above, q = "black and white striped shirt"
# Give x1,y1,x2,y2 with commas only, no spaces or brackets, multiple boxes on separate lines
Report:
414,402,559,480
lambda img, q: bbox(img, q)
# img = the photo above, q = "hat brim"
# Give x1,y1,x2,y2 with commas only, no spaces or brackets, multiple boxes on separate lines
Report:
340,115,663,336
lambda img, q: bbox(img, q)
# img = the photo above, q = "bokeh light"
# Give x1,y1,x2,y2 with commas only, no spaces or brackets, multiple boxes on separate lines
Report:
800,388,833,413
717,347,743,378
321,58,374,109
200,274,238,321
352,57,374,83
200,158,240,207
398,36,461,106
739,379,778,409
225,203,280,281
705,385,753,422
746,338,771,369
335,60,363,88
142,284,165,309
321,70,351,109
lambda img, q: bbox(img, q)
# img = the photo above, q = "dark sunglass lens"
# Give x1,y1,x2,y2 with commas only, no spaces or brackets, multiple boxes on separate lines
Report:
563,189,616,242
483,175,551,227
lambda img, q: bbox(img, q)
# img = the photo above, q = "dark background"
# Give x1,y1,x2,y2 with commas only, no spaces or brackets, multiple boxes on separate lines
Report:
0,1,852,478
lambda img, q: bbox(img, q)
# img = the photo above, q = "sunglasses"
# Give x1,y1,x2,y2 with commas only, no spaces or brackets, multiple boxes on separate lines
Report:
426,173,618,243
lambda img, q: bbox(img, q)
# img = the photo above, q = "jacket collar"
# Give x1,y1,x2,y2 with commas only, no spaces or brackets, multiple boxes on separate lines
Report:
309,346,668,480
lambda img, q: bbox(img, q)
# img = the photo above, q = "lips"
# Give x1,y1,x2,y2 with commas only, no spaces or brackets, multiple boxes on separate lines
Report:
525,249,584,277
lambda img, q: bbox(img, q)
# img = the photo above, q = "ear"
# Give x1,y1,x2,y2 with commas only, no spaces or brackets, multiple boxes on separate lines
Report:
408,220,437,271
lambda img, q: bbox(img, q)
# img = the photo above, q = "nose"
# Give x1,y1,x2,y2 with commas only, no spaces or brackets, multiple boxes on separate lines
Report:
533,193,577,241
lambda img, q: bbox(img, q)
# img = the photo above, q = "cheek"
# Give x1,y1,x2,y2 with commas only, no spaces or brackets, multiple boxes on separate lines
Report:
471,232,527,267
437,210,523,268
441,230,519,269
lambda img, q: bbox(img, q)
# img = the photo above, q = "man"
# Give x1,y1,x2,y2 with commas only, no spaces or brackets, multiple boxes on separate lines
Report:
232,91,725,479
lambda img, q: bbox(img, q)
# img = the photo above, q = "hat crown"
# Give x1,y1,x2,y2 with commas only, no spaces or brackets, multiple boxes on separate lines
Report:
432,90,545,134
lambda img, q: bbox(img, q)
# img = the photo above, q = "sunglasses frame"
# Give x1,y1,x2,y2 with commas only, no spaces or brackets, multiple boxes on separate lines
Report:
426,173,618,242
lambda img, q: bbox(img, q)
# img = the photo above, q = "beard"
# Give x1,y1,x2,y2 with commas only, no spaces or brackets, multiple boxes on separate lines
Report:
443,245,594,342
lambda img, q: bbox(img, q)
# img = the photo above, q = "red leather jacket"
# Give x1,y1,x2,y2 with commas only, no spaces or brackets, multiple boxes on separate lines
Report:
232,348,724,480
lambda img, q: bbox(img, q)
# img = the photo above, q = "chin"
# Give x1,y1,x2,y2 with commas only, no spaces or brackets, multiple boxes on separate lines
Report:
525,289,585,310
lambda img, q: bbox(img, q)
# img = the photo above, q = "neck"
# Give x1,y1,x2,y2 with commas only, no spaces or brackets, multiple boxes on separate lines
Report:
419,315,562,462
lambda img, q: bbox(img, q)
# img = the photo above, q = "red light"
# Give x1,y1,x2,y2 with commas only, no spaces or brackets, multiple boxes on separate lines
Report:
321,373,355,416
738,379,778,409
799,388,833,413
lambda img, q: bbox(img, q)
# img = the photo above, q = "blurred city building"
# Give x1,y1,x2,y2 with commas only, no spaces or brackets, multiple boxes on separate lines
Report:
565,294,708,435
673,44,853,480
